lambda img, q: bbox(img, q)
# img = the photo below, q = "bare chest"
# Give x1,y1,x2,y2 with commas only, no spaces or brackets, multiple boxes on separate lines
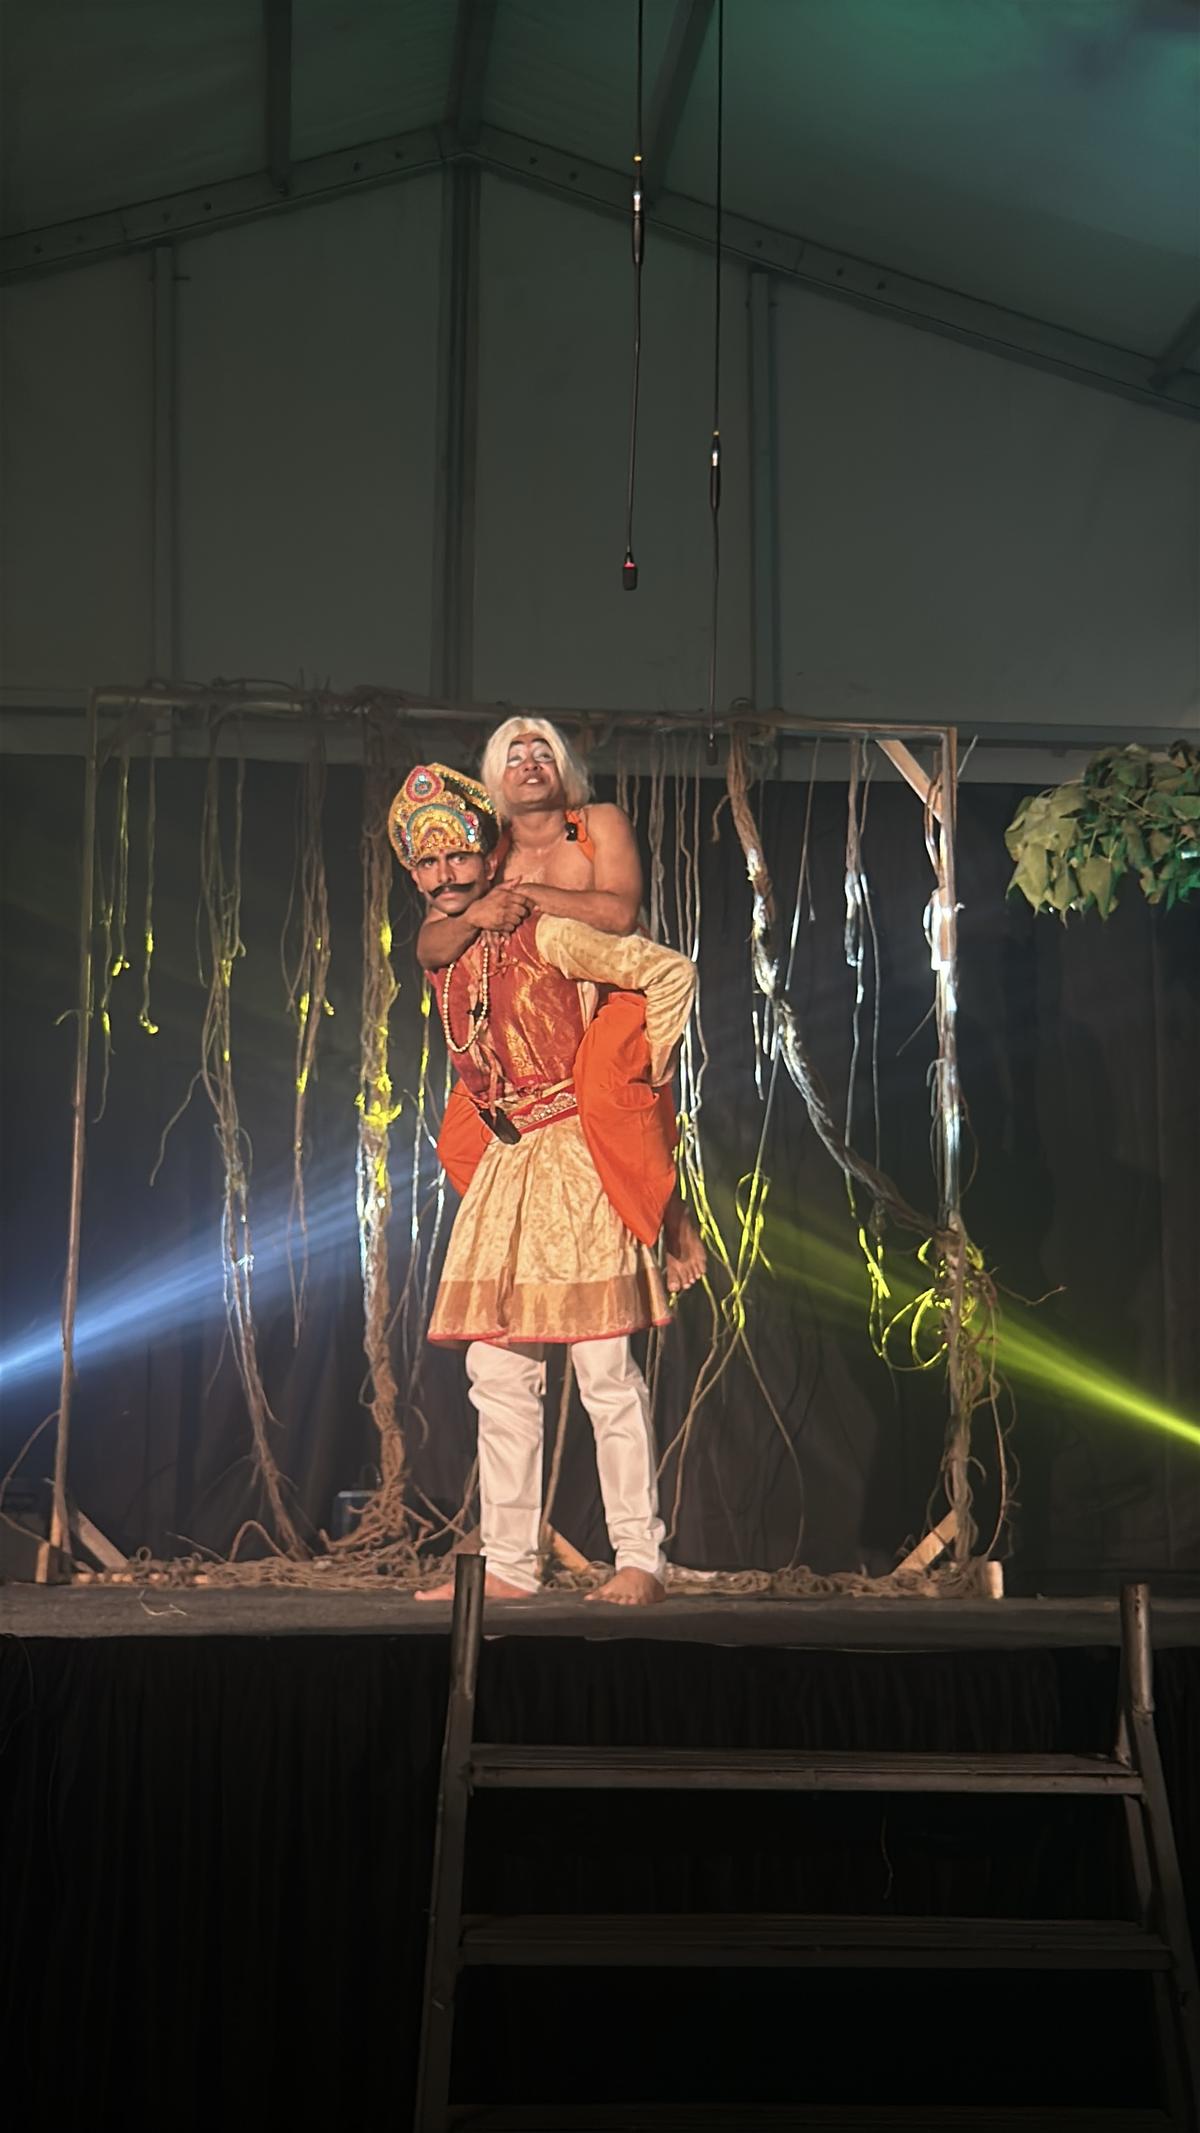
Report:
501,836,595,892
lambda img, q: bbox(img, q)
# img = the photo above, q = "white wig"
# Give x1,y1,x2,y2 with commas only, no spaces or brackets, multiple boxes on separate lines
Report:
479,715,592,820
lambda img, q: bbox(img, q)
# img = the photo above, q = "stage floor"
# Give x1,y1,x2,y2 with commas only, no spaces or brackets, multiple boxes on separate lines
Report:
4,1583,1200,1647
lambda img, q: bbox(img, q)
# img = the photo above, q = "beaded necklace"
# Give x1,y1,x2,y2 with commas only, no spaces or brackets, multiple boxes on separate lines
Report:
439,940,490,1055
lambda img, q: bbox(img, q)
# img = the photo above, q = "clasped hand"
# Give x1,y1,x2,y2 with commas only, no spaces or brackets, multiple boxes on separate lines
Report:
467,883,535,934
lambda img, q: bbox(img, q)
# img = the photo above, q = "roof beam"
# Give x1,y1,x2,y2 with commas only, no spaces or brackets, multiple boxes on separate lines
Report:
3,123,1198,425
645,0,715,203
1149,297,1200,392
446,0,499,149
473,129,1200,424
0,126,449,277
264,0,293,193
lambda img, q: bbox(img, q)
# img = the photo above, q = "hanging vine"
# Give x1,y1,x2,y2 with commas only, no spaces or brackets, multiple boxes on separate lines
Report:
92,745,133,1120
138,753,160,1036
350,720,410,1541
632,737,808,1556
198,732,306,1558
281,730,333,1343
723,727,1006,1563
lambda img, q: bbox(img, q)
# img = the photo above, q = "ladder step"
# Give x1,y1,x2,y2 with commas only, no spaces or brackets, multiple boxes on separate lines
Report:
447,2110,1175,2132
460,1912,1172,1970
469,1745,1143,1795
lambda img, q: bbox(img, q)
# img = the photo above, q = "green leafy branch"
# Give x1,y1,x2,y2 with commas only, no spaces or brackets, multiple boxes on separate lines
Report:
1005,743,1200,920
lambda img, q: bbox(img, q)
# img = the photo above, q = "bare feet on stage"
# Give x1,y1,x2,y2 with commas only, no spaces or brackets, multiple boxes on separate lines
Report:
663,1192,706,1295
585,1567,666,1607
415,1572,535,1602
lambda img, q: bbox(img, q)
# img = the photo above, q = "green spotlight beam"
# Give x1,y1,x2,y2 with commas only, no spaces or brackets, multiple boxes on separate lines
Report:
767,1213,1200,1452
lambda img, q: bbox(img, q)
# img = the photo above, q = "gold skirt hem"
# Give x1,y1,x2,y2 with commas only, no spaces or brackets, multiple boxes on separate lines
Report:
428,1113,669,1348
428,1270,670,1347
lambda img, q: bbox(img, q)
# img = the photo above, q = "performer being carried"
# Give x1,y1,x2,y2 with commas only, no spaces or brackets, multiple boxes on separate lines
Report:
416,715,706,1296
390,763,696,1606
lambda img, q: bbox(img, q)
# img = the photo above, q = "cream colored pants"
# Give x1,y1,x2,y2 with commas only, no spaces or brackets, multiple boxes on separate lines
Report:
465,1337,666,1593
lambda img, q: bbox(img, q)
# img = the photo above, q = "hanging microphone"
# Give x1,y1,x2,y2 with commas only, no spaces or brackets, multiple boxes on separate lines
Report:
622,162,644,589
706,428,721,753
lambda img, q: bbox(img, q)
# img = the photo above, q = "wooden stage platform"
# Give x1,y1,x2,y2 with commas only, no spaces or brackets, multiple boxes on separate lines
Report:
6,1583,1200,1648
2,1579,1198,2125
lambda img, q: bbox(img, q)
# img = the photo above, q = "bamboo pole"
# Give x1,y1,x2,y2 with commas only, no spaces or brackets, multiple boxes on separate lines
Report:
78,679,959,746
46,690,101,1575
933,726,971,1565
875,735,945,824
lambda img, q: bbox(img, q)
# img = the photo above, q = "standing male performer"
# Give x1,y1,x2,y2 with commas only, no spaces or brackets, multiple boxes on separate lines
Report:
416,715,706,1296
389,763,696,1605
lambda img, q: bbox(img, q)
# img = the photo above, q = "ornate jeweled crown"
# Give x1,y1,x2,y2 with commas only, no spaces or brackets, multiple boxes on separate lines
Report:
387,763,497,870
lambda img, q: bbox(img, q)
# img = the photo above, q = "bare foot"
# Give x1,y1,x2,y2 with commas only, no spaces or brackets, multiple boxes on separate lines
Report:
663,1193,706,1294
585,1567,666,1607
415,1572,536,1602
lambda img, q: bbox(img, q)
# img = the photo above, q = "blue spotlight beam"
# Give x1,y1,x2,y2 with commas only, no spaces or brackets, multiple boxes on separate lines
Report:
0,1173,371,1396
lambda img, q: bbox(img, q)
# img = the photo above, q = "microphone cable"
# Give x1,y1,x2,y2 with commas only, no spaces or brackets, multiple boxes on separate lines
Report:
622,0,646,592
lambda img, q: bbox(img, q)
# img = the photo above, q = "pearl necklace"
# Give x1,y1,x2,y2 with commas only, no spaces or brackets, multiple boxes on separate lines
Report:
440,940,490,1055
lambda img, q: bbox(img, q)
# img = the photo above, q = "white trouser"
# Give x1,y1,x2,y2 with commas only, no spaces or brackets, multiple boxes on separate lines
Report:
465,1337,666,1593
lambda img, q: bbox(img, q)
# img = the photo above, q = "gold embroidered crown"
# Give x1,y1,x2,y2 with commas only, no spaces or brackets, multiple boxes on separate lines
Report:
388,763,497,870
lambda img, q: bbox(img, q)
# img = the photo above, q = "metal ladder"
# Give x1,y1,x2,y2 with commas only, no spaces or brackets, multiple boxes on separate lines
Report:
414,1558,1200,2132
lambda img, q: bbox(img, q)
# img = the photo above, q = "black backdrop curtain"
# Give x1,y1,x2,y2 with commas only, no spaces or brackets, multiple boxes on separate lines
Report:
1,750,1197,1588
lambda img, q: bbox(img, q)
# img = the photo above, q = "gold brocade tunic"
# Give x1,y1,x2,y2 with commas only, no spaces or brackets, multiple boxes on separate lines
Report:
428,915,696,1346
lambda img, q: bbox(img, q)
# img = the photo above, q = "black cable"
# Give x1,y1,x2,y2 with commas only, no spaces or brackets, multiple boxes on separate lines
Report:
622,0,645,591
706,0,725,759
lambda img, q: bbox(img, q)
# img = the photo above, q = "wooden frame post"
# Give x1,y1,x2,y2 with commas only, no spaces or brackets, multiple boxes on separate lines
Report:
43,690,102,1577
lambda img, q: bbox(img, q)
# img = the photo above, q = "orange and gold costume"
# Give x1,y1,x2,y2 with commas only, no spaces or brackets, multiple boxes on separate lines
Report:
429,914,695,1347
437,808,682,1250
